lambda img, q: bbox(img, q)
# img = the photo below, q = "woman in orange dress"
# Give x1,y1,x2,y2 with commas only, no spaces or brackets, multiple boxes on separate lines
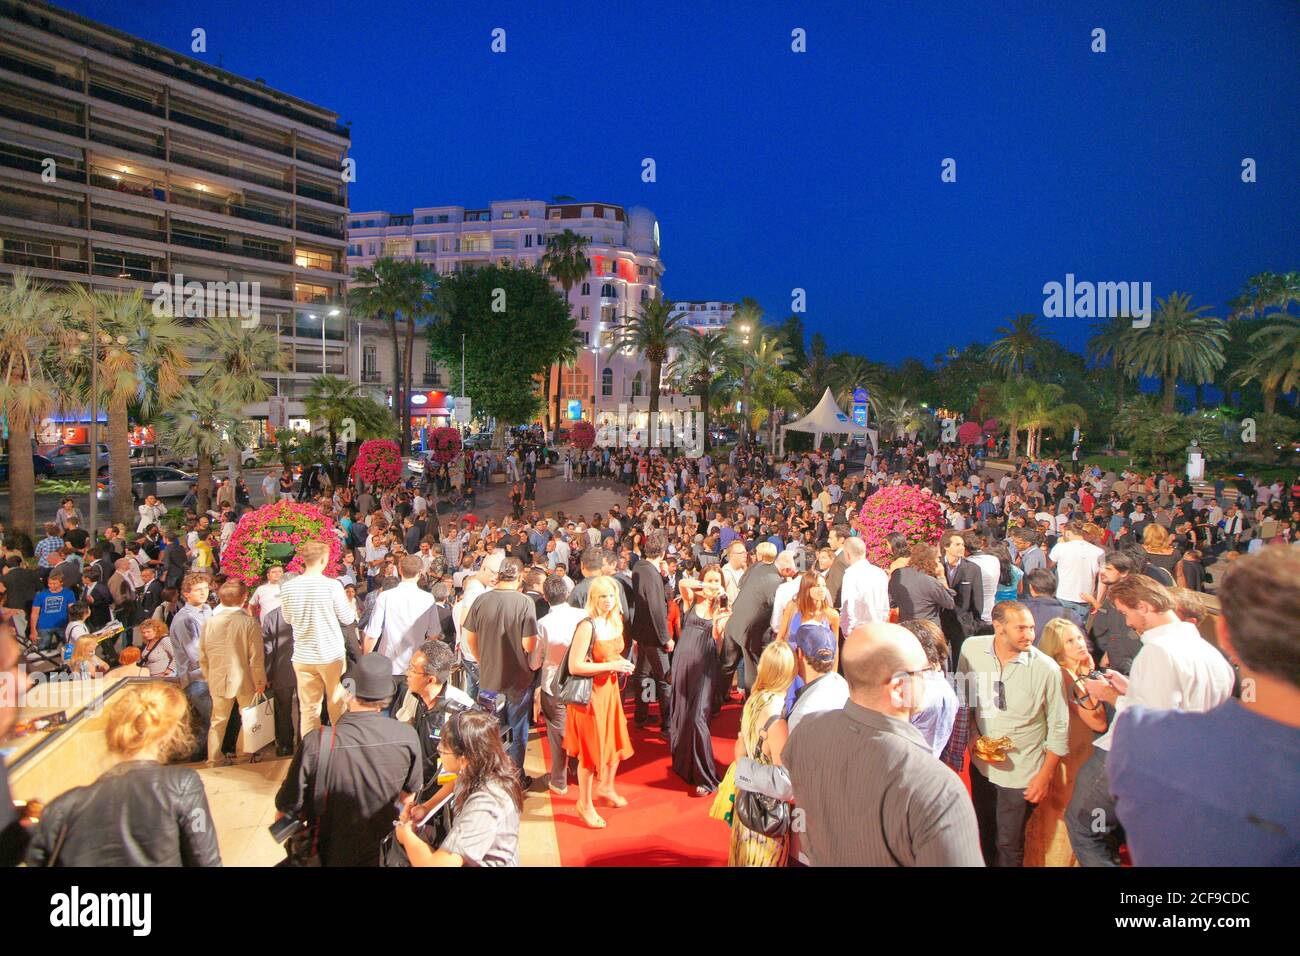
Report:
563,575,636,829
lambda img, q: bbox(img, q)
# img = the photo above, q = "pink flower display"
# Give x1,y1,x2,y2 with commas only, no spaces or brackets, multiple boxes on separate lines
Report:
957,421,985,446
857,486,946,568
219,499,343,585
350,439,403,489
569,420,596,450
429,426,462,465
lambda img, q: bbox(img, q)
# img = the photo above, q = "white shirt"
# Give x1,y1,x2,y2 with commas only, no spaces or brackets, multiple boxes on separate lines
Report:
454,577,488,662
250,582,281,620
1048,538,1105,603
838,559,890,635
534,604,587,696
770,576,802,633
966,553,1000,624
364,579,439,675
1095,619,1235,752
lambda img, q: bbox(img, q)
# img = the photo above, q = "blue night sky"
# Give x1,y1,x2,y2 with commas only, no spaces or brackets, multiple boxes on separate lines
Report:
57,0,1300,364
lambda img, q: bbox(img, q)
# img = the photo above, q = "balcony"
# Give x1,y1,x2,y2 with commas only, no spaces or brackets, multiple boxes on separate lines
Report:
295,181,342,205
169,149,289,192
422,373,442,386
0,248,87,273
88,126,166,159
90,260,168,282
90,219,166,243
295,218,344,240
361,370,382,383
88,82,165,117
0,149,87,183
170,190,291,229
89,170,167,201
0,199,83,230
169,109,293,157
294,148,338,171
0,101,83,137
0,53,82,93
169,230,293,264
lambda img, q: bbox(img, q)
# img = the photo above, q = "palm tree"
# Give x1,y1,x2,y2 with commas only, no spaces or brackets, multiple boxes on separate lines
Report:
1087,314,1137,447
831,354,883,419
0,272,72,542
1014,381,1088,457
1125,293,1228,413
671,330,733,450
728,298,764,442
62,288,190,525
987,313,1049,377
745,336,800,452
191,316,285,481
876,396,927,442
302,375,396,481
607,297,691,434
349,257,437,453
1236,317,1300,413
540,229,592,432
154,386,250,514
1228,271,1300,320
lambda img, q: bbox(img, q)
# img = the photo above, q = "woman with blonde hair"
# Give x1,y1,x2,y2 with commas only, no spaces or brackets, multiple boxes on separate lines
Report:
68,634,108,680
724,639,796,867
563,575,635,828
1141,522,1182,585
1023,618,1108,867
24,681,221,866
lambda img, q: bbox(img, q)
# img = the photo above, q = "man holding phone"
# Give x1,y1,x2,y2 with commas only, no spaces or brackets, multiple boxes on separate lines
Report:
629,534,671,736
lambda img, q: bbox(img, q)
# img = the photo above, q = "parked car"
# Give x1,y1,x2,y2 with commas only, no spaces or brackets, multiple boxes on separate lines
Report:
95,465,196,503
463,432,495,450
709,427,738,445
0,454,55,482
47,443,110,477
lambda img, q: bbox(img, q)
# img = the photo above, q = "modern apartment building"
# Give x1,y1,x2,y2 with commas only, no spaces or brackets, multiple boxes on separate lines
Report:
670,300,735,332
0,0,352,430
347,199,693,431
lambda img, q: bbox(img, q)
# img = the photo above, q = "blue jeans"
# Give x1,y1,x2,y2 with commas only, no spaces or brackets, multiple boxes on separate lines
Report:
501,684,534,780
185,679,214,759
1065,747,1122,866
38,629,64,652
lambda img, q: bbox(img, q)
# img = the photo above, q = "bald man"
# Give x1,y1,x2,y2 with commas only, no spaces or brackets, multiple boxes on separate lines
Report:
780,623,984,866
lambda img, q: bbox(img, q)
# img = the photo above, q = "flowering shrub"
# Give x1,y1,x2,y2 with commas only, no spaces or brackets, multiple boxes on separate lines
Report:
429,426,462,464
957,421,985,446
220,500,342,585
350,439,403,488
857,486,946,567
569,420,596,450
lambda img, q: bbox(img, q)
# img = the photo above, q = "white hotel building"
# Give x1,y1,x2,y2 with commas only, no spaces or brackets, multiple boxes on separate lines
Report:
347,199,709,431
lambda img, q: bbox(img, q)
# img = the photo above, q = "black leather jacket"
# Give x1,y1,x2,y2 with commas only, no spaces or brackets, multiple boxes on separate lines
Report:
25,761,222,867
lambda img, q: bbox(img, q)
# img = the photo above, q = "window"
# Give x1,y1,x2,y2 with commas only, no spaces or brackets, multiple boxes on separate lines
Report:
603,207,616,220
346,243,361,256
502,211,515,219
580,330,590,345
601,367,613,397
561,366,589,399
640,289,650,302
631,372,643,398
638,264,650,276
580,306,590,321
523,234,532,248
519,210,530,219
548,209,561,220
295,248,334,271
581,206,593,217
580,282,591,296
362,345,377,374
601,283,616,298
415,240,435,252
367,242,377,255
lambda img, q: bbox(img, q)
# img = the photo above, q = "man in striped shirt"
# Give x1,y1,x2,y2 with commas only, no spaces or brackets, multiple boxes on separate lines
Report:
279,541,359,738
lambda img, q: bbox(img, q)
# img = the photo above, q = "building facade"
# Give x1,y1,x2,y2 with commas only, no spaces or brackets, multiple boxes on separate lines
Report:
0,0,352,430
347,198,688,433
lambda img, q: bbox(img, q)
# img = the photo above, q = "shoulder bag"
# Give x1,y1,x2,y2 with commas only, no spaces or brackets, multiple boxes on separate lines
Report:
556,617,595,706
282,725,336,867
734,714,790,838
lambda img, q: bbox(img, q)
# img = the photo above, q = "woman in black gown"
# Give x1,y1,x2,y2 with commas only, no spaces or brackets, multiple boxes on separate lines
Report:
669,565,729,796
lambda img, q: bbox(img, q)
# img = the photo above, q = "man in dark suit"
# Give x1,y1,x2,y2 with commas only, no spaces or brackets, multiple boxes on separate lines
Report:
161,530,189,590
720,541,782,701
2,555,39,619
629,534,671,733
431,581,457,646
938,530,984,667
823,524,851,607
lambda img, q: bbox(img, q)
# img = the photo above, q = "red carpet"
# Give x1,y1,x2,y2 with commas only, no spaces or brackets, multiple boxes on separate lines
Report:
540,698,742,867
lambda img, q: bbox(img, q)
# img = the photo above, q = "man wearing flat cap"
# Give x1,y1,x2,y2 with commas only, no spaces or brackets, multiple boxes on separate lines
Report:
274,652,423,866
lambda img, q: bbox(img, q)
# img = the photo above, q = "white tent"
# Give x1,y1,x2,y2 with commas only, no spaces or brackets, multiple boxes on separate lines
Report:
779,387,878,457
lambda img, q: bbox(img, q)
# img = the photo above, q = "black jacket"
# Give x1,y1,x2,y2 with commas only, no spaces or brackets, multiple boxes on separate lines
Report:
139,578,165,619
261,606,298,693
725,561,782,655
162,541,189,589
25,761,221,867
888,566,955,624
628,559,668,647
939,558,984,661
824,552,849,608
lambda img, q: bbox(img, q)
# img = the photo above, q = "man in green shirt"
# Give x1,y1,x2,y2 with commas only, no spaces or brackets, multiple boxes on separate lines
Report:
957,600,1069,866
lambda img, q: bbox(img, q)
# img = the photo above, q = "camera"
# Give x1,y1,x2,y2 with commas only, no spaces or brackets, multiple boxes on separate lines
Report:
1085,670,1106,683
269,812,307,845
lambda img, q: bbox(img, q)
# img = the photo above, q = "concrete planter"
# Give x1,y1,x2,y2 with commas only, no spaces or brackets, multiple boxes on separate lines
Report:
537,467,555,479
490,473,506,484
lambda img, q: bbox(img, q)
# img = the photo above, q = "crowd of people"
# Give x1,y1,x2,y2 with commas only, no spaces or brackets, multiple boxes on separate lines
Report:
0,436,1296,868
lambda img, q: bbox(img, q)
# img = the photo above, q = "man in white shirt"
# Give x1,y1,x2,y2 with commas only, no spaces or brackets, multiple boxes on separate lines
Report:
1065,574,1235,866
839,537,890,635
364,554,443,714
769,551,803,632
1048,521,1104,621
278,541,358,737
260,471,278,506
249,565,284,622
534,575,586,794
964,531,1001,626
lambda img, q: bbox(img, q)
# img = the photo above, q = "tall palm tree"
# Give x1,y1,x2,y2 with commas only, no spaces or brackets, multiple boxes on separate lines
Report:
1087,313,1137,446
1014,381,1088,457
0,272,71,542
671,330,733,450
607,297,691,433
154,385,250,514
876,396,927,442
349,257,437,454
302,375,395,481
62,288,190,525
1125,292,1228,413
1236,317,1300,414
746,335,799,452
728,298,764,442
540,229,592,432
1228,271,1300,320
831,354,883,418
987,313,1049,377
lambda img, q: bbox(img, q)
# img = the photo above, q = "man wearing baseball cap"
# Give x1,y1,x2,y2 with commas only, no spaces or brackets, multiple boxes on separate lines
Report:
274,653,422,866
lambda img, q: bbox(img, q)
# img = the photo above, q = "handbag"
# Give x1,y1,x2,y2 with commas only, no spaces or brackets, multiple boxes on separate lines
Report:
734,715,790,838
281,725,336,867
556,617,595,707
239,693,276,755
